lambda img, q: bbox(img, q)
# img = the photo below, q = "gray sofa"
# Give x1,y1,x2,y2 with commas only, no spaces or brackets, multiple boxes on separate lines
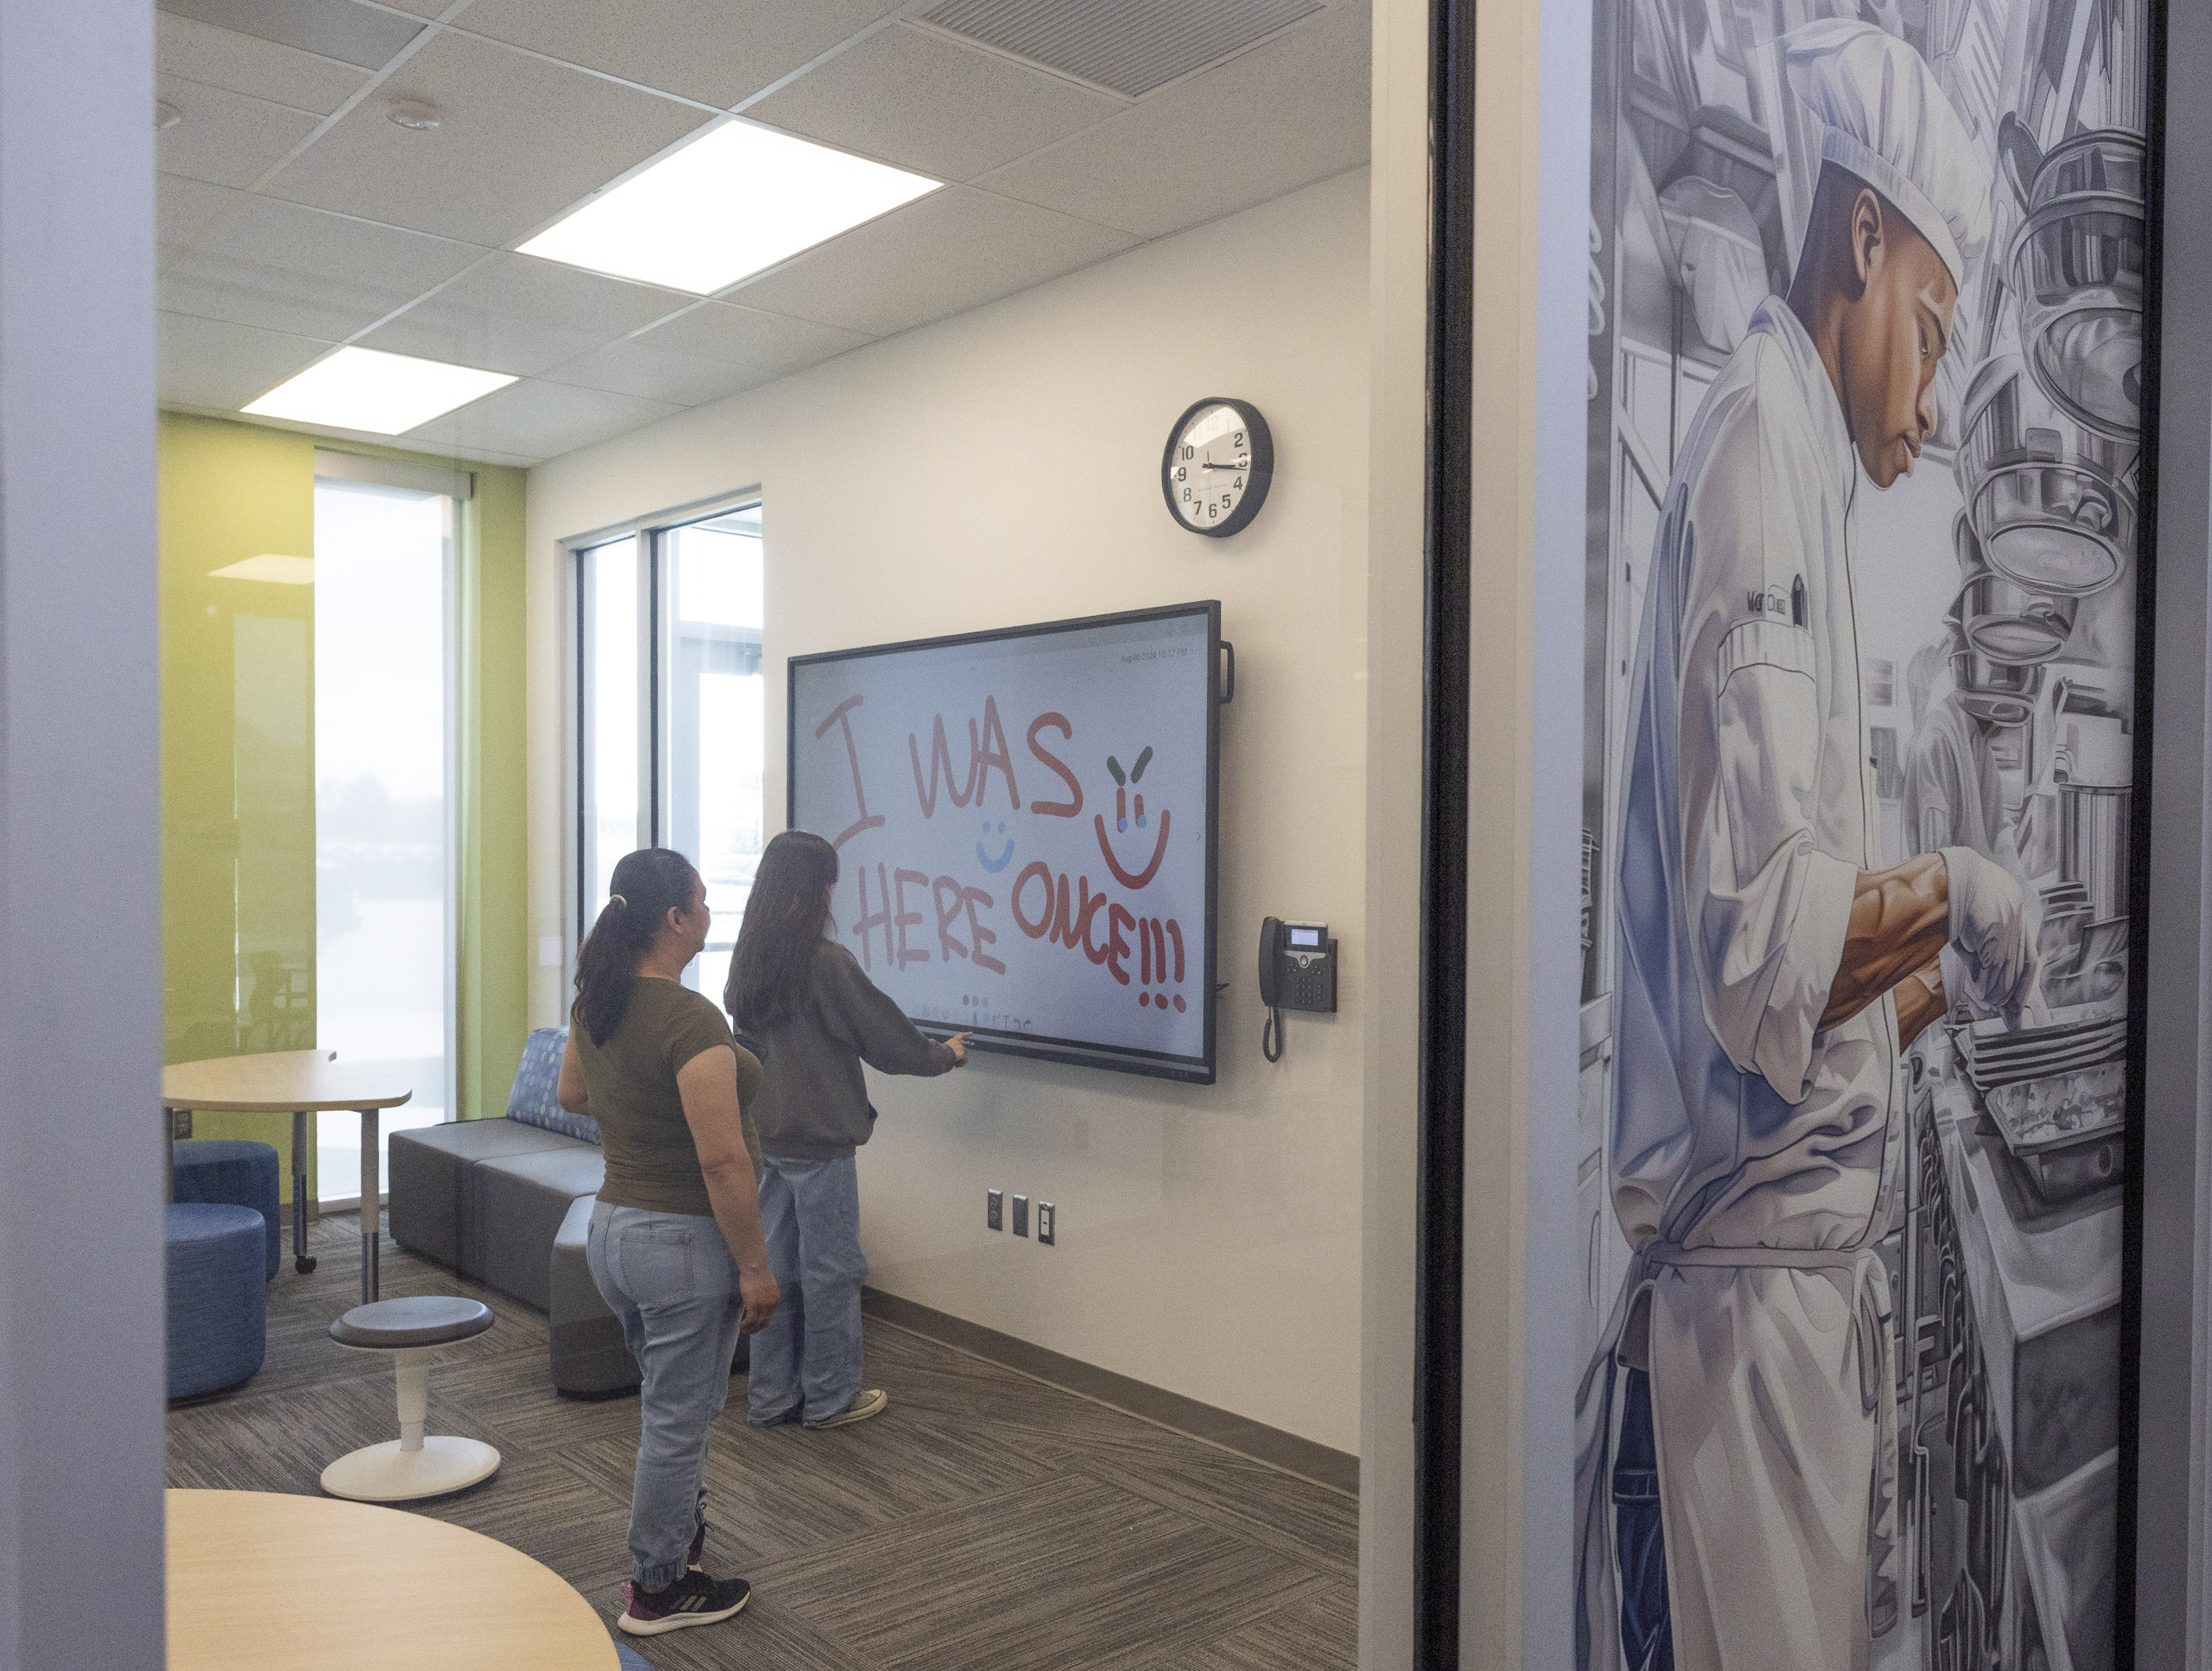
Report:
388,1026,639,1394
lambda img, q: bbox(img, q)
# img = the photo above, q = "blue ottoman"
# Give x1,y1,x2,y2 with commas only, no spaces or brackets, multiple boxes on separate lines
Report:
173,1139,282,1281
165,1203,267,1400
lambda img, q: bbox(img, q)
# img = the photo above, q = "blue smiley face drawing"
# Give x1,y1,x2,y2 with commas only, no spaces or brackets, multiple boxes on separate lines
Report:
976,819,1015,873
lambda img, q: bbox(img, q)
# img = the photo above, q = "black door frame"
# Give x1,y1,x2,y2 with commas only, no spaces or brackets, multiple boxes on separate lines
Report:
1414,0,1476,1661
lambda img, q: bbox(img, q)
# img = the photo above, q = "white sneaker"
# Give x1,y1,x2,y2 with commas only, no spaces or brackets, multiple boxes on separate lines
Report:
806,1387,887,1429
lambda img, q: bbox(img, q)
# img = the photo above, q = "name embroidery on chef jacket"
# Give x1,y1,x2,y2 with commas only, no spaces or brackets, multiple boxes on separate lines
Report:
1718,574,1815,696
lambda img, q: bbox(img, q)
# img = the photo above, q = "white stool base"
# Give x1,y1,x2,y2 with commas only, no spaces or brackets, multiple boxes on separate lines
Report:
320,1436,500,1503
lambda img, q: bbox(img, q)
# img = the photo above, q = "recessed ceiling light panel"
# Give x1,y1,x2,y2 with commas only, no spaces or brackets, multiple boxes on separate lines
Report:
241,347,515,435
517,120,942,296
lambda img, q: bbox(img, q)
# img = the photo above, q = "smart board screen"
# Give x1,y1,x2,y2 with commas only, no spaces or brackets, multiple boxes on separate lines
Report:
787,602,1220,1083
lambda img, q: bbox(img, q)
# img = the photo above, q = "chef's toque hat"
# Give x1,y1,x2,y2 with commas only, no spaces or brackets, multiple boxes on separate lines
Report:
1781,20,1990,289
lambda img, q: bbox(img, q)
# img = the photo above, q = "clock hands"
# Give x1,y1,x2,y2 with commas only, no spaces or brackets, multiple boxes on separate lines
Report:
1199,462,1250,471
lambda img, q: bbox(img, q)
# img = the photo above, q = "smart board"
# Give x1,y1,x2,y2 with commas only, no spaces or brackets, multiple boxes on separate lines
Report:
787,602,1221,1083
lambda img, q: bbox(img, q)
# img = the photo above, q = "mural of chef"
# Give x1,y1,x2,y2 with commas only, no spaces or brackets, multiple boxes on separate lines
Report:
1575,21,2038,1671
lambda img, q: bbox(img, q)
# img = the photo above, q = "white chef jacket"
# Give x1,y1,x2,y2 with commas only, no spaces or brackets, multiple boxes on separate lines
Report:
1576,296,1903,1671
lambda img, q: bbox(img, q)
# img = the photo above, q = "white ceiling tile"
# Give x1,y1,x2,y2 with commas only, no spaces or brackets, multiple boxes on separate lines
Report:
160,198,487,342
456,0,908,108
402,378,685,462
156,13,372,116
359,251,692,376
259,30,709,246
541,337,783,408
972,2,1369,238
626,301,872,375
156,74,321,189
540,298,870,402
159,173,247,256
726,186,1135,336
743,24,1120,182
159,310,334,411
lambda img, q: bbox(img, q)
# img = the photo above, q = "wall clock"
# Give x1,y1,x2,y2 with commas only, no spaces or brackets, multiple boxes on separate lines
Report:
1161,397,1273,538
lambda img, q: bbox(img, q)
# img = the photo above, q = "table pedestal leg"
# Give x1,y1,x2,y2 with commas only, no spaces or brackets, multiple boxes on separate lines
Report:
291,1109,317,1274
359,1109,381,1303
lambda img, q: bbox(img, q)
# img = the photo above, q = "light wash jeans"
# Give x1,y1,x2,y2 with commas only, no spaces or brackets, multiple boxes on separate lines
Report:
586,1201,743,1588
745,1153,866,1425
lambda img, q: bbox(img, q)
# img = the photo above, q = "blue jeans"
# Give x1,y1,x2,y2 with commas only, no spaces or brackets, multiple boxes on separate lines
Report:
586,1201,743,1588
745,1154,865,1425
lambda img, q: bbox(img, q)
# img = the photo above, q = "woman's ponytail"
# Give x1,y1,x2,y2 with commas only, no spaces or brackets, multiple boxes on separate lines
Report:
574,847,698,1045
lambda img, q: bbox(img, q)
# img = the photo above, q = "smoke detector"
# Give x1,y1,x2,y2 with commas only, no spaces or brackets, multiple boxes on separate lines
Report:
156,100,182,131
385,98,441,131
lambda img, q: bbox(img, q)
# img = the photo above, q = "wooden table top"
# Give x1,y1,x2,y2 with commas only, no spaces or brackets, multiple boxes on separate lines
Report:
167,1490,617,1671
161,1049,414,1113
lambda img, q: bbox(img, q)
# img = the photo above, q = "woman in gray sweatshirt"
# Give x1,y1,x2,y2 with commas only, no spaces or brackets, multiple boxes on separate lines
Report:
723,830,970,1428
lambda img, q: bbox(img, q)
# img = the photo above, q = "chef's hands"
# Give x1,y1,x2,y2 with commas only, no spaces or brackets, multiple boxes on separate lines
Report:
1941,846,2036,1013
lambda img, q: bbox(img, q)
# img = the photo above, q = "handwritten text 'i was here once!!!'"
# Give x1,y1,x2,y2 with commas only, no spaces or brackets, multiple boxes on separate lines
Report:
810,692,1191,1017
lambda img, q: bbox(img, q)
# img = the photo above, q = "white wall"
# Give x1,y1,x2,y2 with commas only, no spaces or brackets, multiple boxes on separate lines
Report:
528,168,1371,1453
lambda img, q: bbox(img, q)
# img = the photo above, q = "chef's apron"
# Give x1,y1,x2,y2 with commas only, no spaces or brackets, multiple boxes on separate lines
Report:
1576,1239,1899,1671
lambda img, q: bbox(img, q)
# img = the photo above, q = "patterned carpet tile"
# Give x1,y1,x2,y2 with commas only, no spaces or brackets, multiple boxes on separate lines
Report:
167,1211,1356,1671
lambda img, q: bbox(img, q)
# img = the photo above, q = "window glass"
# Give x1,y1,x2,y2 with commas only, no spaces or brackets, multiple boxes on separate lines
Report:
313,478,451,1196
664,510,765,994
579,535,641,929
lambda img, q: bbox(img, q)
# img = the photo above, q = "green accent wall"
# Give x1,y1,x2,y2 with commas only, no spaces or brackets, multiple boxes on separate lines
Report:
457,463,531,1125
159,414,529,1203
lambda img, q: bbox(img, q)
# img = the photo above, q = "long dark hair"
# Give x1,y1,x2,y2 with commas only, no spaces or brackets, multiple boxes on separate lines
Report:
724,830,839,1031
574,848,699,1046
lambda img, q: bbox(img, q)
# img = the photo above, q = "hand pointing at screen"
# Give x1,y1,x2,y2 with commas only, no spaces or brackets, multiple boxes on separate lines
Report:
946,1032,973,1066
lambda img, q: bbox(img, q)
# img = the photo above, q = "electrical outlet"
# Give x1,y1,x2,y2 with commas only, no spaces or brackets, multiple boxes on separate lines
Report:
987,1188,1003,1231
1037,1201,1055,1245
1012,1194,1029,1237
171,1108,192,1140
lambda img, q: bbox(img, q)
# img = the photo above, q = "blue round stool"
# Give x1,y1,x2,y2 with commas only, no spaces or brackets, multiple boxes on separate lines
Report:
165,1203,267,1400
173,1139,281,1281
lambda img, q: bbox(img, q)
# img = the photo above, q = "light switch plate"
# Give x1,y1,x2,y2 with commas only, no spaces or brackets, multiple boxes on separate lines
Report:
1037,1201,1055,1246
987,1188,1003,1231
1012,1194,1029,1237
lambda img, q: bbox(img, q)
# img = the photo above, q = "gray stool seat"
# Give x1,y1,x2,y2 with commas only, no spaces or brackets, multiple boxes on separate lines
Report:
330,1295,493,1350
321,1295,499,1503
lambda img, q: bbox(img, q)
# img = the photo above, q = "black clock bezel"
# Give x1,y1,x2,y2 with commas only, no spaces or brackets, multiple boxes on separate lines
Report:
1161,397,1273,538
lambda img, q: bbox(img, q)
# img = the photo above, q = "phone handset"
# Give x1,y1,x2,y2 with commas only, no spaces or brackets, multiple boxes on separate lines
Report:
1259,917,1335,1063
1259,917,1287,1063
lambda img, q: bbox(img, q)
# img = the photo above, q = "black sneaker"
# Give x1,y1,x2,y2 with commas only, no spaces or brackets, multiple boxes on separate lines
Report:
619,1571,751,1636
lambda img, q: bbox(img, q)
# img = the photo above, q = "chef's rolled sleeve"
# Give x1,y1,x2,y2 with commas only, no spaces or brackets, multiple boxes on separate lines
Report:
1693,643,1857,1102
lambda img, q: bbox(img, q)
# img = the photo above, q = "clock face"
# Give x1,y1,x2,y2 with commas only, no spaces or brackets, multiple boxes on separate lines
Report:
1162,397,1272,538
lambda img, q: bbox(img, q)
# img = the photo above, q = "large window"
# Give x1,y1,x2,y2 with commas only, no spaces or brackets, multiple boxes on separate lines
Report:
575,504,764,996
313,476,454,1198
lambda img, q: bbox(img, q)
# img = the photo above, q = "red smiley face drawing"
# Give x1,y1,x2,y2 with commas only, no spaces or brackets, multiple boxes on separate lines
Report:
1094,746,1168,889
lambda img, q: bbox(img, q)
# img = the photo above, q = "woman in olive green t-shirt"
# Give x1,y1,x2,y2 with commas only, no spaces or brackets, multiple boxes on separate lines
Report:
554,847,777,1640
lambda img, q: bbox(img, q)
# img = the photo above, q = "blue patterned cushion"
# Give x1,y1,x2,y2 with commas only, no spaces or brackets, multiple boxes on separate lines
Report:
505,1026,599,1144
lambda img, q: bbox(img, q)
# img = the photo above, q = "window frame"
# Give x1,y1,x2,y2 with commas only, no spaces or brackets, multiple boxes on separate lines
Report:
562,487,765,995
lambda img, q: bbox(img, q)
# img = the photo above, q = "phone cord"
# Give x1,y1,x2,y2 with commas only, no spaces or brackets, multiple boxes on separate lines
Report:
1262,1007,1284,1063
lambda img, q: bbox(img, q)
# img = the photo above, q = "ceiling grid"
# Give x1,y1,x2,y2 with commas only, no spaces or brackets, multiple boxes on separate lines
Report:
156,0,1370,465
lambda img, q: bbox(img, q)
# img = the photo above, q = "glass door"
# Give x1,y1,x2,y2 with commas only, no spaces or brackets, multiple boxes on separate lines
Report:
312,476,453,1200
